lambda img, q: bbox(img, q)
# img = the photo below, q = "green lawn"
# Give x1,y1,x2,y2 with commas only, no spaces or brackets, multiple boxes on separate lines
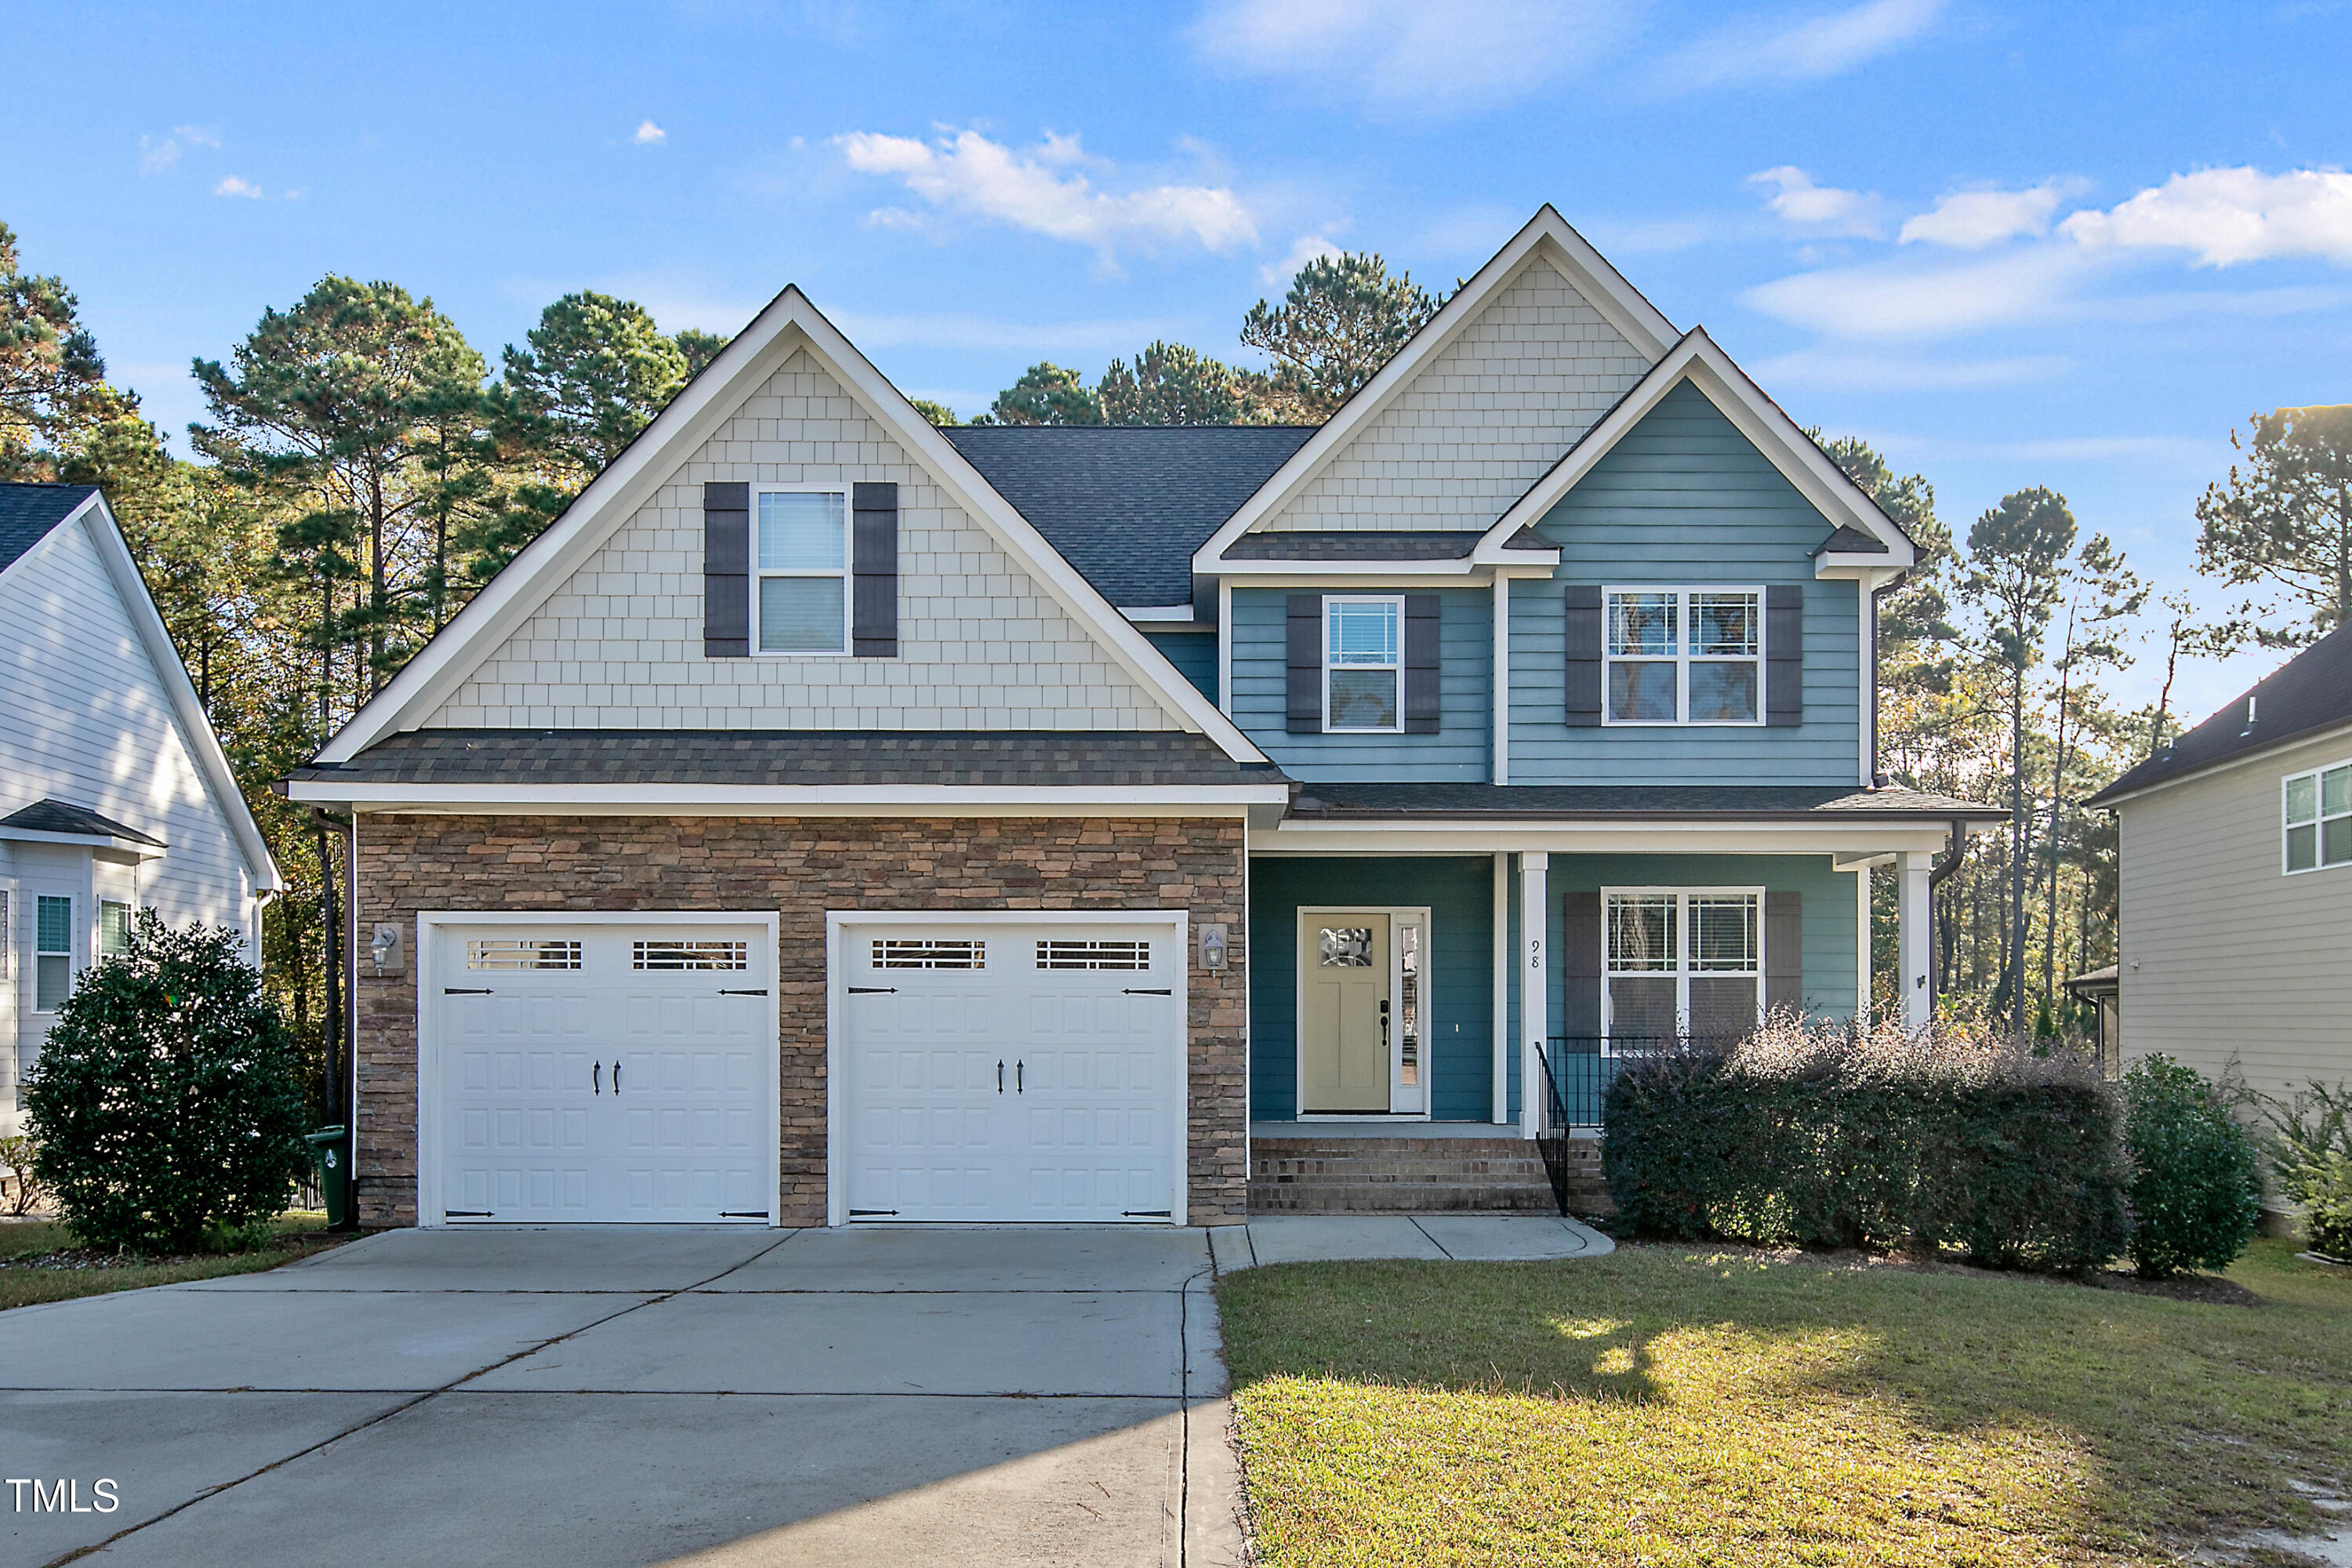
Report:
1217,1239,2352,1566
0,1214,348,1311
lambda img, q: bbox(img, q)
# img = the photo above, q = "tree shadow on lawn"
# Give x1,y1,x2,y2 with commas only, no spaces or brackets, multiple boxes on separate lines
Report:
1214,1239,2352,1563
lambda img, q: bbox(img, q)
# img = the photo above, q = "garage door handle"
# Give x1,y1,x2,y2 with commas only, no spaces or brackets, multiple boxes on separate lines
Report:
848,985,895,994
719,988,767,996
1017,1060,1023,1093
997,1060,1004,1093
612,1059,622,1095
593,1061,601,1094
445,987,492,995
1123,987,1171,996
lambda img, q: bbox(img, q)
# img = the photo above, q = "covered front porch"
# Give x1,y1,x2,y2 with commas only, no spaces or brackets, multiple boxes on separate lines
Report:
1240,785,2004,1210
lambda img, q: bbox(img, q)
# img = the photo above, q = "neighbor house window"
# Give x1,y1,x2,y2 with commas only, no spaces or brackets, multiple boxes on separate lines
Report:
753,490,848,653
100,900,132,957
1325,597,1402,731
2284,760,2352,873
34,895,72,1011
1604,588,1762,724
1603,889,1762,1043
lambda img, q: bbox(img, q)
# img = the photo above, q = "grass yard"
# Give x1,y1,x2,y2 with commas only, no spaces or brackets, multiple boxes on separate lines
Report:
0,1214,347,1311
1217,1238,2352,1566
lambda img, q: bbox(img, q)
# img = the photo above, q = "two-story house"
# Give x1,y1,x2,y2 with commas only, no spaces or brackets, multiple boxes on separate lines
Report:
286,208,2001,1230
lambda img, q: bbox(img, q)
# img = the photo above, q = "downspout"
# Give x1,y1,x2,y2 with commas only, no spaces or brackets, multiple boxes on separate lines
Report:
1926,818,1969,1011
309,805,359,1230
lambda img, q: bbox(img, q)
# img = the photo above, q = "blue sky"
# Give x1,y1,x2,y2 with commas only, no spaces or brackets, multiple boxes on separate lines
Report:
5,0,2349,719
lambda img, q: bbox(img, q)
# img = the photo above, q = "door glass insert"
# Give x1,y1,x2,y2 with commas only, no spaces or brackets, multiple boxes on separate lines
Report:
467,938,583,971
1398,923,1420,1088
1318,927,1374,967
873,938,985,969
1034,939,1150,970
633,940,750,971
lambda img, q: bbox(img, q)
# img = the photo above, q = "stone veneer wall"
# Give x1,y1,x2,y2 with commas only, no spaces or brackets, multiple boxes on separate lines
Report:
353,814,1248,1228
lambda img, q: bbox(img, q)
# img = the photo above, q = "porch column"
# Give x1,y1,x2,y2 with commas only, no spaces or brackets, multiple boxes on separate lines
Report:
1491,851,1510,1124
1898,849,1932,1031
1519,851,1548,1140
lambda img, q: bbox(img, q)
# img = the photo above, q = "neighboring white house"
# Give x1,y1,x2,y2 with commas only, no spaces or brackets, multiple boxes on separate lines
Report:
0,483,283,1127
2086,622,2352,1112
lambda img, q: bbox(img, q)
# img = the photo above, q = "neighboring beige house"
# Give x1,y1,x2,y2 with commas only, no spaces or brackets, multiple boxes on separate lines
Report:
2086,623,2352,1110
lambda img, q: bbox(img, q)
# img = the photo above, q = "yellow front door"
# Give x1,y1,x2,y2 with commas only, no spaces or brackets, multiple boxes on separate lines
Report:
1301,915,1390,1113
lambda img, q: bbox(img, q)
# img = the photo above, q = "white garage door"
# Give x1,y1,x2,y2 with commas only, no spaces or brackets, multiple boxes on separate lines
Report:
431,921,774,1225
837,919,1184,1223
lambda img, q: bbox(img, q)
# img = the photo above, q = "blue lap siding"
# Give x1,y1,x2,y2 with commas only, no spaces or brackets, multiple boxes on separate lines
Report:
1141,626,1218,702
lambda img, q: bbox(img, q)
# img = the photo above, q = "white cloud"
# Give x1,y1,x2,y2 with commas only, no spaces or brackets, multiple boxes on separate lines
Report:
1189,0,1632,114
1751,347,2072,390
138,125,220,176
1660,0,1944,91
1748,167,1880,236
1744,246,2089,338
212,176,264,200
836,129,1258,262
2060,167,2352,267
1900,180,2082,249
633,119,667,145
1261,232,1344,286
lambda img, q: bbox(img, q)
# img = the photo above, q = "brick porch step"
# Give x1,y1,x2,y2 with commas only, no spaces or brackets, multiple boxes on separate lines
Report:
1248,1134,1612,1214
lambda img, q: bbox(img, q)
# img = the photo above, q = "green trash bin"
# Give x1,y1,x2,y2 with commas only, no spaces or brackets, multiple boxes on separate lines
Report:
304,1126,351,1229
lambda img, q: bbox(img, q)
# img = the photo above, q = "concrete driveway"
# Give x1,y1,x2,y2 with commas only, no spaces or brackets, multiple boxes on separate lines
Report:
0,1226,1239,1568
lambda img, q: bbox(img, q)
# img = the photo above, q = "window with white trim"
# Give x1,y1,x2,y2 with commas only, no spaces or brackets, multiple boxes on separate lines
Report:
1325,596,1402,731
1603,890,1762,1042
753,489,849,653
2284,760,2352,873
1604,587,1762,725
34,895,72,1011
99,900,132,957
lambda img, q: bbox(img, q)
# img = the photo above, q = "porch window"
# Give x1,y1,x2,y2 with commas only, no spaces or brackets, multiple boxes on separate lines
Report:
1324,597,1402,731
2284,760,2352,873
34,895,72,1011
1603,889,1762,1043
1604,587,1762,724
753,489,849,653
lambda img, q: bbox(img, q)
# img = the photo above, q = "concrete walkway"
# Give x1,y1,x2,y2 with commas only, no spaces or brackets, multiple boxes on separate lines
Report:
0,1226,1240,1568
1209,1213,1614,1272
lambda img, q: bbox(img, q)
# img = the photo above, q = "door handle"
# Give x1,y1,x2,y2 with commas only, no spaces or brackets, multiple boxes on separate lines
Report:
593,1061,601,1094
612,1058,622,1095
997,1060,1004,1094
1381,997,1391,1051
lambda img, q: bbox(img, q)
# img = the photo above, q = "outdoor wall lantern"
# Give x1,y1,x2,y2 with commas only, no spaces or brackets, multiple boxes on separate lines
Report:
1198,923,1229,972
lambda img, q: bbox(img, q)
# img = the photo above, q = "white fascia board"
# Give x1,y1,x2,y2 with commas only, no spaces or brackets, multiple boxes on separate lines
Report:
318,289,1266,768
1483,331,1918,569
0,825,167,859
1814,556,1904,581
1123,606,1198,623
77,495,284,892
1258,820,1965,856
285,780,1290,813
1192,208,1676,574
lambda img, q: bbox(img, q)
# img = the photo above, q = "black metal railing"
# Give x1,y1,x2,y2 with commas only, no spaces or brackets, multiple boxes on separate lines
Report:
1532,1035,1755,1214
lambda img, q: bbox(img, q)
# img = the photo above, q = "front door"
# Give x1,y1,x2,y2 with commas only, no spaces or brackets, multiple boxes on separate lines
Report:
1301,915,1391,1113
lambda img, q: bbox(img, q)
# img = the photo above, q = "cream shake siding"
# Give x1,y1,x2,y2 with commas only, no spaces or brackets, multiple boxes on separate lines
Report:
1255,257,1653,534
434,349,1179,732
2114,723,2352,1105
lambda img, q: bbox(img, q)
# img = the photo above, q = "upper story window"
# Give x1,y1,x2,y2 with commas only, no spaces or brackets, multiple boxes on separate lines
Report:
2284,760,2351,873
754,489,849,653
1605,587,1762,725
34,895,72,1011
1604,889,1762,1042
1325,596,1402,731
99,900,132,957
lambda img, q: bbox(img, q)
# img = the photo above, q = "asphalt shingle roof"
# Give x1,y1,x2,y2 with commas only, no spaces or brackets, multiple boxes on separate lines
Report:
1225,530,1485,561
0,484,96,574
942,425,1316,606
2089,621,2352,804
0,798,165,846
288,730,1287,789
1286,782,2004,821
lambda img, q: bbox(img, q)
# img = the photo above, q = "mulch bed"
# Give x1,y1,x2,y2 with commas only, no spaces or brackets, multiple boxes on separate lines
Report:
0,1231,345,1272
1607,1236,2267,1305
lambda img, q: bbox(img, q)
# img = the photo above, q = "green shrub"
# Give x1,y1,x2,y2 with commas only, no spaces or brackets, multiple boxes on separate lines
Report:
2266,1080,2352,1259
2121,1056,2263,1279
1602,1018,2130,1273
24,913,311,1254
0,1133,49,1217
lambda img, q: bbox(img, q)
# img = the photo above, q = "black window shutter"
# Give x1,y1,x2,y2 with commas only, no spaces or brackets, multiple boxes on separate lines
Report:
1403,593,1442,734
702,481,750,657
1765,890,1803,1014
1766,584,1804,727
851,481,898,658
1562,889,1602,1042
1286,593,1322,734
1563,584,1602,727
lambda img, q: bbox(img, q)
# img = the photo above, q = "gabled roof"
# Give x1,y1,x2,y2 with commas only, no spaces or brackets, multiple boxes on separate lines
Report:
314,287,1269,766
2089,622,2352,806
1475,328,1917,568
1193,206,1679,571
0,485,280,890
943,425,1313,607
0,797,168,848
0,483,98,576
